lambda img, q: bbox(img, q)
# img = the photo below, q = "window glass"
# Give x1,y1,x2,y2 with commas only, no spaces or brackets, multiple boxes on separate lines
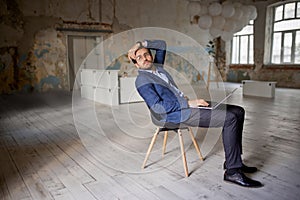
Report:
283,32,292,62
232,37,239,64
240,36,248,64
271,2,300,64
284,3,295,19
272,33,282,64
249,36,254,64
275,5,283,21
231,21,253,64
295,31,300,63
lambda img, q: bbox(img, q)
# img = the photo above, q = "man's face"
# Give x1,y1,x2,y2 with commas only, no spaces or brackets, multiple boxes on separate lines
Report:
135,48,153,70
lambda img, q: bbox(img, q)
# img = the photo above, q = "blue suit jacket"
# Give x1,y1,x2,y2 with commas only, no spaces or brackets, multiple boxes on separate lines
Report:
135,40,191,124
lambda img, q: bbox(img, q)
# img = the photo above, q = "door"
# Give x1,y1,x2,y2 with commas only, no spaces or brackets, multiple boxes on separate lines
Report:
67,35,101,91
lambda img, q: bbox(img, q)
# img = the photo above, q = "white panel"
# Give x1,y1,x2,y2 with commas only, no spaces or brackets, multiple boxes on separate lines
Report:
119,77,144,103
242,80,276,98
94,87,119,106
109,70,119,88
81,86,95,100
81,69,95,86
95,70,111,87
81,69,119,106
111,86,119,106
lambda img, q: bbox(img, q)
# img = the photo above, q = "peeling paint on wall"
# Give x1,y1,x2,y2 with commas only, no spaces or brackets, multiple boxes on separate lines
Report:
0,0,108,94
0,29,68,94
227,70,251,83
226,67,300,88
0,47,18,93
30,29,67,92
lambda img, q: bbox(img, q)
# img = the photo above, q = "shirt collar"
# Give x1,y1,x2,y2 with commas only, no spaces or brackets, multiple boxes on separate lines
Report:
138,66,159,74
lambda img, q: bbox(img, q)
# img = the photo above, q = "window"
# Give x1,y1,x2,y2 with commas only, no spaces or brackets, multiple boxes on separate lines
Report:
271,1,300,64
231,20,254,64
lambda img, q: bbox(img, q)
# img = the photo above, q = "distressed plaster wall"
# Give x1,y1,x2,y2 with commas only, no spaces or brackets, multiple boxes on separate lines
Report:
0,0,105,94
1,0,299,94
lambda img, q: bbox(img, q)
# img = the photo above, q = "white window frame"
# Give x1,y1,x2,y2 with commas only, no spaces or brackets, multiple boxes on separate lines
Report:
231,21,254,65
270,1,300,64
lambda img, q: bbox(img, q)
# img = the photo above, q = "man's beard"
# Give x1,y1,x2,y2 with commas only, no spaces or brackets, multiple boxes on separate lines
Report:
143,61,153,70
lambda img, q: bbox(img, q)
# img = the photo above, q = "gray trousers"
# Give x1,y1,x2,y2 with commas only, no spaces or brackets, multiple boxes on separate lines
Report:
182,104,245,170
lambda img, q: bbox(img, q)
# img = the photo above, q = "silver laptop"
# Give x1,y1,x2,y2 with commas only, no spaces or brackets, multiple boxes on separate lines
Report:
198,88,238,110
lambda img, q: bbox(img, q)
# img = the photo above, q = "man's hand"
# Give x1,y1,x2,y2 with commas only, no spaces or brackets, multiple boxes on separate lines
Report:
188,99,209,108
128,42,141,62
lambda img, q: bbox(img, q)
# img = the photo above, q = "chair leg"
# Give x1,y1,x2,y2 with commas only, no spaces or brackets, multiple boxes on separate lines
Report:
178,130,189,177
188,128,204,161
162,131,168,156
142,128,160,169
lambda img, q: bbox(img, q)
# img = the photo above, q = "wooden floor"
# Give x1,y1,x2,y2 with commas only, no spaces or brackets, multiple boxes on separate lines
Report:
0,83,299,200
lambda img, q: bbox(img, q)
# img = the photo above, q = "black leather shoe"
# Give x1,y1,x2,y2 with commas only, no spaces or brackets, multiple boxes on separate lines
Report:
224,170,263,187
223,162,258,173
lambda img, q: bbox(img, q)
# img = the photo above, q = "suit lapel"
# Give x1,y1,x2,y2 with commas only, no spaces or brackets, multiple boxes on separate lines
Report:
138,70,170,88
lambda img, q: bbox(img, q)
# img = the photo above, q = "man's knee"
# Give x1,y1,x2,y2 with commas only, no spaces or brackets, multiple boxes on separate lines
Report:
225,112,237,126
232,105,245,118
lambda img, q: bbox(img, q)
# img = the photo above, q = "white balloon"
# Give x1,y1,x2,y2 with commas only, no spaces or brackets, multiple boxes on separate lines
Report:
222,4,235,18
198,14,212,29
210,28,222,38
251,11,257,20
208,2,222,16
231,8,243,20
212,15,226,29
233,20,243,32
242,5,251,19
248,5,257,14
249,7,258,20
221,31,234,41
187,1,201,16
223,19,236,32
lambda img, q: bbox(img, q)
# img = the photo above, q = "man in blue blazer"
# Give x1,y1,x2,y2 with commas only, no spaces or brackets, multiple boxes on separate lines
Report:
128,40,262,188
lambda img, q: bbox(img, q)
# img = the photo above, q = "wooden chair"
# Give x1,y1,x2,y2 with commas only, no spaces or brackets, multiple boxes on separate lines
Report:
141,114,204,177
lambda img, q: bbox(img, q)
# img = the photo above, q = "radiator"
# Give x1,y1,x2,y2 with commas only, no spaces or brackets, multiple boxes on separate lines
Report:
242,80,276,98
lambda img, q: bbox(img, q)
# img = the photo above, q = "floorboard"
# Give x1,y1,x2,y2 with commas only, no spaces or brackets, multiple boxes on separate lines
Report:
0,83,299,200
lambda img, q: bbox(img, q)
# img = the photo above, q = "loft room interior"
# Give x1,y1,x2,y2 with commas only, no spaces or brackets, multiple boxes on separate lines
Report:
0,0,299,199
